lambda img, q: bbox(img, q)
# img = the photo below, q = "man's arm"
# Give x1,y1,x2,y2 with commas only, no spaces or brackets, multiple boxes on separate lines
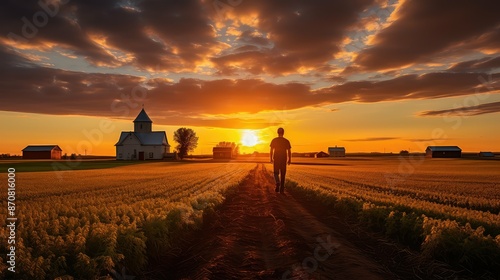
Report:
270,147,274,163
287,148,292,165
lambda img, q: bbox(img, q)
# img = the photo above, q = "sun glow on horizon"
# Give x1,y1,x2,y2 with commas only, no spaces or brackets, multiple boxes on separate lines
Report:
241,129,260,147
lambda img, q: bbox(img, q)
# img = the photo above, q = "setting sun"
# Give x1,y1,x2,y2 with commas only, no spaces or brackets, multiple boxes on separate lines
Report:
241,130,259,147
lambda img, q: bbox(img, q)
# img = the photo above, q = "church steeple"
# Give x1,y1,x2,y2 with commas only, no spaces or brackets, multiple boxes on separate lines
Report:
133,108,152,133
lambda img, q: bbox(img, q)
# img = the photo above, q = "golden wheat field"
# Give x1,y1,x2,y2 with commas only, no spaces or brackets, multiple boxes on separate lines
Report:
0,162,254,279
1,158,499,278
285,157,500,277
286,157,500,226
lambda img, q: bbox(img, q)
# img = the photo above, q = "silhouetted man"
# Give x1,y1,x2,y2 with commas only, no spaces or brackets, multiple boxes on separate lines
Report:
270,127,291,194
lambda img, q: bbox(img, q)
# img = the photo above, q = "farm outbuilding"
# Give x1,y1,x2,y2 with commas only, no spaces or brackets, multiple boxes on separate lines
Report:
22,145,62,159
213,142,238,159
426,146,462,158
328,146,346,157
213,147,234,159
479,151,495,157
316,151,329,158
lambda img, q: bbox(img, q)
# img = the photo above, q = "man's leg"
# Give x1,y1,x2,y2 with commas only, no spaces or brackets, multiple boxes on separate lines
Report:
273,163,280,192
280,165,287,193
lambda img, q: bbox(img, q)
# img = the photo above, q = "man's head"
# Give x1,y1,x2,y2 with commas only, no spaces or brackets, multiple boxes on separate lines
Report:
277,127,284,136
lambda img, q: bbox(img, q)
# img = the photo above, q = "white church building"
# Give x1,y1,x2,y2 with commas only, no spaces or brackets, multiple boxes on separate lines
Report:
115,109,171,160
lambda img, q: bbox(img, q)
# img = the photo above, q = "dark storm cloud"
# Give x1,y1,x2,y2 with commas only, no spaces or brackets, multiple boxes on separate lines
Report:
354,0,500,71
419,101,500,117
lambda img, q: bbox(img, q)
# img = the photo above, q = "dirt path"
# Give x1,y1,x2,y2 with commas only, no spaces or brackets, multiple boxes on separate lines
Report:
155,163,408,279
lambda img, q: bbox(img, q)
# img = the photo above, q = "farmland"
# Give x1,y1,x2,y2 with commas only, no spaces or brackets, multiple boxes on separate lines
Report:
1,158,499,279
287,157,500,227
286,157,500,276
0,162,254,279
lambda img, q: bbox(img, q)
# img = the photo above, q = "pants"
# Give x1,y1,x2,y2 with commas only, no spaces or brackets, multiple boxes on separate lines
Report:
273,160,287,189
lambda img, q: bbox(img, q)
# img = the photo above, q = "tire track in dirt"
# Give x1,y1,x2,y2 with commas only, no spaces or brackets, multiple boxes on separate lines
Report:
163,164,395,279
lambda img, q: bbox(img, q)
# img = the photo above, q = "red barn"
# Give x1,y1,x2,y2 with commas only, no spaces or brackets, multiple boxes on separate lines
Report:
22,145,62,159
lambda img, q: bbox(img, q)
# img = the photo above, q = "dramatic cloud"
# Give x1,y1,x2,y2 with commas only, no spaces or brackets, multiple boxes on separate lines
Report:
0,0,221,71
211,0,376,75
318,72,500,102
354,0,500,71
419,101,500,117
448,56,500,73
1,45,499,127
0,1,499,130
343,137,399,142
406,138,454,142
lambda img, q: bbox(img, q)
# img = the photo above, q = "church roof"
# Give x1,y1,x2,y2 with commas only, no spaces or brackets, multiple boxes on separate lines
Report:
115,132,170,147
133,109,152,123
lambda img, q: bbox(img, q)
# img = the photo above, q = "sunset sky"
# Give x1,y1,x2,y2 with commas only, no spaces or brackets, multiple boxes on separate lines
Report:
1,0,499,155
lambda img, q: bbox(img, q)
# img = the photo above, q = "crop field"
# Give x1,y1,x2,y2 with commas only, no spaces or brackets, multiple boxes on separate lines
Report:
286,157,500,275
0,162,254,279
287,158,500,226
1,158,499,279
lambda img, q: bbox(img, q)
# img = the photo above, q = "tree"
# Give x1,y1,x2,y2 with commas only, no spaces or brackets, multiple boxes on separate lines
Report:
174,128,198,159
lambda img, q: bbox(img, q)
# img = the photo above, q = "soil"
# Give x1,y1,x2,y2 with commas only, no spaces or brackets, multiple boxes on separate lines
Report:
148,164,469,280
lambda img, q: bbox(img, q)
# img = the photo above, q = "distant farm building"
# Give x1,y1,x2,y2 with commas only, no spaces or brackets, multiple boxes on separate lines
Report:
316,151,329,158
426,146,462,158
213,142,238,159
115,109,172,160
292,152,315,157
213,147,233,159
328,146,346,157
22,145,62,159
479,151,495,157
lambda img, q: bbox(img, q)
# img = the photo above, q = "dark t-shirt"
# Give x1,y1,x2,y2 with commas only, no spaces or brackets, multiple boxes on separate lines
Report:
270,137,291,162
